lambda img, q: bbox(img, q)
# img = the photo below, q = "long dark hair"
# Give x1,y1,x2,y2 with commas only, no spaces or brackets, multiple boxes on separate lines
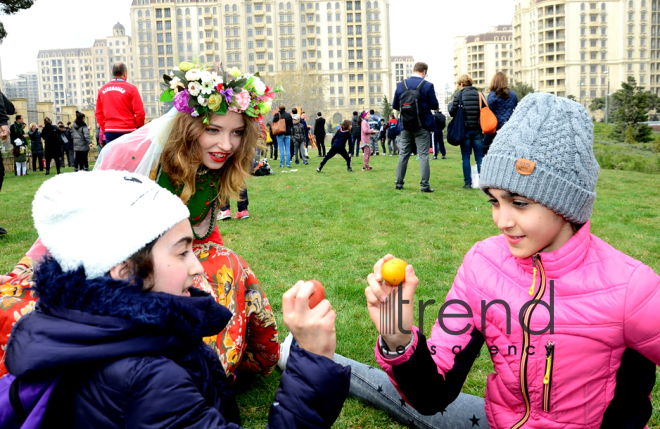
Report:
358,111,367,128
75,111,86,126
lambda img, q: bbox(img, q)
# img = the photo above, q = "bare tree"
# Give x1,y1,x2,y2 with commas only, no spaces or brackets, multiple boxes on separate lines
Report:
264,68,329,122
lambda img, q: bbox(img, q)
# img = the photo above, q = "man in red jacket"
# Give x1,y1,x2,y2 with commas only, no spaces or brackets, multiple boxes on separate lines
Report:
95,63,145,146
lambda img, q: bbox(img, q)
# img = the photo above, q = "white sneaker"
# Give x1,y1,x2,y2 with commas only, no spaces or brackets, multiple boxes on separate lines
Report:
277,332,295,371
217,209,231,221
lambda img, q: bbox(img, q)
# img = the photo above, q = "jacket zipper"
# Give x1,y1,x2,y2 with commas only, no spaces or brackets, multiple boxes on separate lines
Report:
511,254,547,429
542,341,555,412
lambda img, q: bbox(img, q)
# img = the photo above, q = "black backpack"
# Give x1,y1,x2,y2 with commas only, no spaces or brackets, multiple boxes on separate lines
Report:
398,79,426,132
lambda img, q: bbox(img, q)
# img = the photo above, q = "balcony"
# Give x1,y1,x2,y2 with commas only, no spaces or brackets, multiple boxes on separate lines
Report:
255,32,266,40
256,57,267,65
255,44,266,52
254,7,265,15
254,20,266,27
204,12,213,19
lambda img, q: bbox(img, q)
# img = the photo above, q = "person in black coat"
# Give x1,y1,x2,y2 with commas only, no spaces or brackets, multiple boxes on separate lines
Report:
28,123,45,171
432,110,446,160
351,111,361,156
314,112,327,158
0,90,15,234
41,117,62,175
316,119,353,173
449,75,483,189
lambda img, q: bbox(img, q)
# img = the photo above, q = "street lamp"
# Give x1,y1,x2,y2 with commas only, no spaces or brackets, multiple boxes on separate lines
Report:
604,67,610,124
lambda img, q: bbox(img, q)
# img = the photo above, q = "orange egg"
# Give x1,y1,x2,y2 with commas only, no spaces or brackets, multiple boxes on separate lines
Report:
308,280,326,309
381,258,407,286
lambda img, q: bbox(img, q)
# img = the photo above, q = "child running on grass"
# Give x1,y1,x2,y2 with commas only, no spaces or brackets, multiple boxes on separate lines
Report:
316,119,353,173
360,111,378,171
3,170,349,428
363,93,660,428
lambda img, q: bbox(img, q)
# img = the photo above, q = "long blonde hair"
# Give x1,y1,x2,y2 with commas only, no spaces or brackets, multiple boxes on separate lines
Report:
159,112,262,205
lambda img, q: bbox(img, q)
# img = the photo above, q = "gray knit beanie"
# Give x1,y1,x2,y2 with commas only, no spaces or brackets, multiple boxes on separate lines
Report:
480,93,600,224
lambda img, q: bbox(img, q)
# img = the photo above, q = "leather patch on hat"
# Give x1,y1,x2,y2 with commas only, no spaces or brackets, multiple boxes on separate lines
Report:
516,158,536,176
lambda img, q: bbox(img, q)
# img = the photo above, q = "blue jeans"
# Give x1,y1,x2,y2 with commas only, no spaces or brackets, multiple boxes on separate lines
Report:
276,135,291,167
332,354,489,428
460,130,483,186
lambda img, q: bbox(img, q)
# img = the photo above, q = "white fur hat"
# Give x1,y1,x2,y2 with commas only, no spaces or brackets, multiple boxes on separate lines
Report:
32,170,190,279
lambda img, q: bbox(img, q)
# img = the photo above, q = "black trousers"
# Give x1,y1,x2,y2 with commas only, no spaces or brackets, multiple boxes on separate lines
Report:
45,154,61,174
318,146,352,170
380,138,387,154
32,154,44,171
269,143,278,160
315,133,326,156
220,188,248,212
0,160,4,192
74,151,89,171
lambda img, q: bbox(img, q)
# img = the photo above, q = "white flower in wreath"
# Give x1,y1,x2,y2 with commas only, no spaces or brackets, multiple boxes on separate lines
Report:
188,81,202,97
197,95,209,106
200,71,213,84
211,72,223,86
200,80,215,95
252,76,266,96
185,68,202,82
170,76,184,92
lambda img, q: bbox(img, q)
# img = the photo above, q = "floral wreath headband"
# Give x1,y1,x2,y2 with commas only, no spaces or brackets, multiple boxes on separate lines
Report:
160,60,283,124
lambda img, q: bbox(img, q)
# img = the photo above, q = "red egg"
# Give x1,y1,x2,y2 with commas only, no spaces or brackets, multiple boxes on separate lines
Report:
308,280,326,309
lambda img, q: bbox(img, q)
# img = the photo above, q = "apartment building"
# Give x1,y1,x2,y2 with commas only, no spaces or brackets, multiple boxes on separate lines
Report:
513,0,659,106
391,55,414,93
3,72,39,123
453,25,514,88
36,23,135,111
130,0,393,122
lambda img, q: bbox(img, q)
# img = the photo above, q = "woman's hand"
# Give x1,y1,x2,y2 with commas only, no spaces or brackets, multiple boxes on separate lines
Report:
283,281,336,360
365,255,419,351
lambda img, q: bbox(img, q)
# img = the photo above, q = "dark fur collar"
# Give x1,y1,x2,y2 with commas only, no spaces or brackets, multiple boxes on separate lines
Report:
33,257,232,339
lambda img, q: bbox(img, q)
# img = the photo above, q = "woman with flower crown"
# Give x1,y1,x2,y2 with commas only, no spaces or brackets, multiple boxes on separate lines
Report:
0,62,282,380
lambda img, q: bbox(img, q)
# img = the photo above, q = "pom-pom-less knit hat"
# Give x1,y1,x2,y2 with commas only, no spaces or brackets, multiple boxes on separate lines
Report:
32,170,190,279
480,93,600,224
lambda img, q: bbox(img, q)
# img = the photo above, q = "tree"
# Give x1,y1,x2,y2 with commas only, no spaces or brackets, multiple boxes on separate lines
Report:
567,95,576,101
381,95,393,120
510,82,535,100
0,0,36,43
589,97,605,112
264,68,329,123
624,124,636,144
610,76,655,142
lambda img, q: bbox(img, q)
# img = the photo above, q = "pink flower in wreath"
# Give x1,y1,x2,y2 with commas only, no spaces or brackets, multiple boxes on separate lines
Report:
234,89,251,111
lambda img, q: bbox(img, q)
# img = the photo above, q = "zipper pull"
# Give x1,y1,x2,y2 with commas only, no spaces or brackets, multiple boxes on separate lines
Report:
529,267,537,296
544,341,554,384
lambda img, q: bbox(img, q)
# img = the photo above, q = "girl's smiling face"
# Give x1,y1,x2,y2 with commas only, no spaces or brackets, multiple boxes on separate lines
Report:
197,111,245,170
486,188,575,259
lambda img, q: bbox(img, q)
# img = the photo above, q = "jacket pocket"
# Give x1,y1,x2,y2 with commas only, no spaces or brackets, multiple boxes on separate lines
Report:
542,340,555,412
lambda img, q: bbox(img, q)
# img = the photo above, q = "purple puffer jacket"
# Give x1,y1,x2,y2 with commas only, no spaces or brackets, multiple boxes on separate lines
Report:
376,222,660,428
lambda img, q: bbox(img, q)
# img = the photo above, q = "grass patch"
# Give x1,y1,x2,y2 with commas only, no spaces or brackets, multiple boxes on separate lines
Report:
1,147,659,428
592,122,660,174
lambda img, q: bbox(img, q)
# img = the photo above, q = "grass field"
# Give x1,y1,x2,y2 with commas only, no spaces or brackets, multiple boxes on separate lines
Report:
1,144,659,428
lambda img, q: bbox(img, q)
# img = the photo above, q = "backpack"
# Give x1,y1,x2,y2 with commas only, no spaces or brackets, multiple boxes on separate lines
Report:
0,373,61,428
447,91,466,146
434,112,446,132
387,121,401,138
398,79,426,132
252,158,274,176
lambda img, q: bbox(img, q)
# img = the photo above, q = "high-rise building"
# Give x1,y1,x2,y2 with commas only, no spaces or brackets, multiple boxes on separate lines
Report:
36,23,135,111
3,72,39,123
391,55,414,94
130,0,393,122
453,25,514,89
513,0,658,107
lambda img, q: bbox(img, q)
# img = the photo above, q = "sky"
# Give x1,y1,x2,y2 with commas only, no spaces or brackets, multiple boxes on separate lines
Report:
0,0,514,91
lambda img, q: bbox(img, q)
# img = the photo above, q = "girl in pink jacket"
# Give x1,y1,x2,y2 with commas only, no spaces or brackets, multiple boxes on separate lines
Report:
365,93,660,428
359,111,378,171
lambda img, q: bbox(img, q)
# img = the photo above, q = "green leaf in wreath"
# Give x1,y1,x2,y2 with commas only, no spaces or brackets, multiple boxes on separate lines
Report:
187,94,197,108
217,100,228,115
172,70,187,83
160,90,175,102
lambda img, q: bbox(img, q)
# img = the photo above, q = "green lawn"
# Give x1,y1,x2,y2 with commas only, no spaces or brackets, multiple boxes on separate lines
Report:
1,145,659,428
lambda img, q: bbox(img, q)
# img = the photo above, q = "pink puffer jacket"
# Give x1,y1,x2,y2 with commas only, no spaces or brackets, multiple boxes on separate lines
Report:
376,222,660,428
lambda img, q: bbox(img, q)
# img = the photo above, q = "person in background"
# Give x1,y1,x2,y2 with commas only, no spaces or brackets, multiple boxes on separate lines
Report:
301,112,311,155
273,104,293,168
316,119,353,173
12,139,27,176
95,62,146,144
42,117,61,175
65,122,75,167
72,111,93,172
484,72,519,156
432,110,446,160
449,74,482,189
291,114,308,165
267,122,277,161
368,109,381,155
218,188,250,221
29,123,44,172
351,111,361,157
0,90,14,234
10,114,29,176
386,113,399,156
314,112,327,158
360,111,378,171
378,118,387,155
